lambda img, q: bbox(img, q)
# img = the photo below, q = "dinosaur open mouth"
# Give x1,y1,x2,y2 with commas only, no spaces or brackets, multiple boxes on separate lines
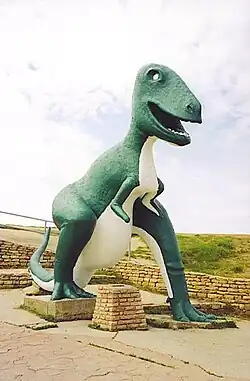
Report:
148,102,190,138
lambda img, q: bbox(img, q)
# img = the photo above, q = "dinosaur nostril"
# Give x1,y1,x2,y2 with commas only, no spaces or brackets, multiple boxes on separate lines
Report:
186,103,194,114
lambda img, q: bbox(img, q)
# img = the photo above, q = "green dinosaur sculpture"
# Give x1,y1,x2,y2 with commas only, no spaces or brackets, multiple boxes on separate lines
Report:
29,63,217,322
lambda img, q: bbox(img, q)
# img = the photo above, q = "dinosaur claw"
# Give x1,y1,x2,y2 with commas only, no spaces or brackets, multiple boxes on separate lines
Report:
51,281,96,300
192,306,218,320
169,299,219,323
73,282,96,298
111,202,130,223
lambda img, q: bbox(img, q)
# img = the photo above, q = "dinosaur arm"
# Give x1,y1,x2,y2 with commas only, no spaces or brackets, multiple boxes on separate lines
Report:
111,175,139,223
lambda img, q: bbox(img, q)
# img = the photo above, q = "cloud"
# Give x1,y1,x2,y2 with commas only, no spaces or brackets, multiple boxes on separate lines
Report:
0,75,103,221
0,0,249,232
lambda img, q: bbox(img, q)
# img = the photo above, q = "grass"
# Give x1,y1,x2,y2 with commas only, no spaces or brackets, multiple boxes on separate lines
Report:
130,233,250,278
178,234,250,277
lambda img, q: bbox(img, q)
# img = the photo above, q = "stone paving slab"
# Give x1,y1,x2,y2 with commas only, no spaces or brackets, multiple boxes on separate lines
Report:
115,323,250,380
146,314,237,329
0,289,49,326
0,322,239,381
0,289,249,380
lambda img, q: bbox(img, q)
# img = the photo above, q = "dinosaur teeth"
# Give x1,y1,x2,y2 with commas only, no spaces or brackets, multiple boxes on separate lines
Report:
167,128,189,137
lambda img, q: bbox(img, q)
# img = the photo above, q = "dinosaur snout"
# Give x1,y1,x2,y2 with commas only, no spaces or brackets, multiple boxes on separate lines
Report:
186,103,196,114
185,100,202,124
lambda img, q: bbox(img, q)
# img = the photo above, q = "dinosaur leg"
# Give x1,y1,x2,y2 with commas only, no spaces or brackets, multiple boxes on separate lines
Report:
51,205,97,301
133,198,217,322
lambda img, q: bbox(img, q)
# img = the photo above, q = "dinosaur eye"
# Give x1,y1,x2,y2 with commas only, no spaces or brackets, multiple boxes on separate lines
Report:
153,72,160,81
147,69,162,82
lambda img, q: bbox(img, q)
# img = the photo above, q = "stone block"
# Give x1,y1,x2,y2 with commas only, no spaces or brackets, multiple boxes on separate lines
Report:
146,314,237,330
91,284,148,332
23,295,96,322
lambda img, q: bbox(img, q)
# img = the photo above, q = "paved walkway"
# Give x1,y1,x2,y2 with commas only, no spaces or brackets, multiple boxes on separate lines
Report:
0,289,249,381
3,320,240,381
1,322,201,381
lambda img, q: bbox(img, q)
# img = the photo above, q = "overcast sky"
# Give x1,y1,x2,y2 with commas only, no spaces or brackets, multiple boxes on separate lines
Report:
0,0,249,233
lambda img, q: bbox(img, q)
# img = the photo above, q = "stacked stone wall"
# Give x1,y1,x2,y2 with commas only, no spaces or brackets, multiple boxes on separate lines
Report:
0,239,54,269
0,239,249,315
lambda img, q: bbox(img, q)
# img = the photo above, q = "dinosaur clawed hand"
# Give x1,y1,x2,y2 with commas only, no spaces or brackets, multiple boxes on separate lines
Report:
51,281,96,300
111,202,130,223
169,298,218,322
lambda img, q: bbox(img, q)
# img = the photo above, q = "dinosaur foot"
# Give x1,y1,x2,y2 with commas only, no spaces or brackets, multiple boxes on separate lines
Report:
169,299,217,322
51,281,96,300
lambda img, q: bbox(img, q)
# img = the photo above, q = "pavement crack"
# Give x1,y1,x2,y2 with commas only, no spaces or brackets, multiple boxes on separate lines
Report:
87,371,111,379
195,365,224,378
158,351,224,378
94,340,224,379
0,321,26,331
0,348,11,354
89,342,175,369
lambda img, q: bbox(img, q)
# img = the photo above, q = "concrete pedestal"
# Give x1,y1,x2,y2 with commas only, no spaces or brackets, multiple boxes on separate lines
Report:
91,284,148,331
23,295,96,322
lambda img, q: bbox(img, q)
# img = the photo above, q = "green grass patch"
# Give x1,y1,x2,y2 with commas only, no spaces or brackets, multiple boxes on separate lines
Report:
132,234,250,278
179,235,234,271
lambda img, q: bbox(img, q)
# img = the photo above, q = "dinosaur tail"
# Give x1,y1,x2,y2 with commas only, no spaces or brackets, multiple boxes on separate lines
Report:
28,227,54,292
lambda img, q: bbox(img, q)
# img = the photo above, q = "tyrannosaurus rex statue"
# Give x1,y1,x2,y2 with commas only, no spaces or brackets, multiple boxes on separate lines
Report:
29,63,217,322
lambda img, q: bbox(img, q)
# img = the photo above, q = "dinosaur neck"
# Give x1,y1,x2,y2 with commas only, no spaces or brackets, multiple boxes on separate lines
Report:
123,121,149,151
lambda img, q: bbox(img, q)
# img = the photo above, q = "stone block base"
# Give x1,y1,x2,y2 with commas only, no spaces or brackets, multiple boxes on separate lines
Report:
23,295,96,322
91,284,148,332
146,314,237,329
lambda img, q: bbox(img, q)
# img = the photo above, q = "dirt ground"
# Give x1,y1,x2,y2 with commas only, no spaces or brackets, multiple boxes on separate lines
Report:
0,227,143,253
0,227,59,251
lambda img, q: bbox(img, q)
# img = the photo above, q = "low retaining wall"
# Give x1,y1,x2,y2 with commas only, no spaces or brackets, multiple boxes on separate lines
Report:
0,239,54,268
186,272,250,312
0,270,118,289
110,261,250,312
0,239,249,315
0,270,31,289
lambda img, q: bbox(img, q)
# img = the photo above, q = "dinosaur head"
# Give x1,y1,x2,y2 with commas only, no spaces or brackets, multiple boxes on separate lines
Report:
131,63,202,146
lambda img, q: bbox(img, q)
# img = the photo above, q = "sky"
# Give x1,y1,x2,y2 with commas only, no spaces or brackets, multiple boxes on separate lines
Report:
0,0,249,233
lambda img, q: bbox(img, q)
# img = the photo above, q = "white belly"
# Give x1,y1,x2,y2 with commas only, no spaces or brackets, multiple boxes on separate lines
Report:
74,137,158,288
73,191,137,287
